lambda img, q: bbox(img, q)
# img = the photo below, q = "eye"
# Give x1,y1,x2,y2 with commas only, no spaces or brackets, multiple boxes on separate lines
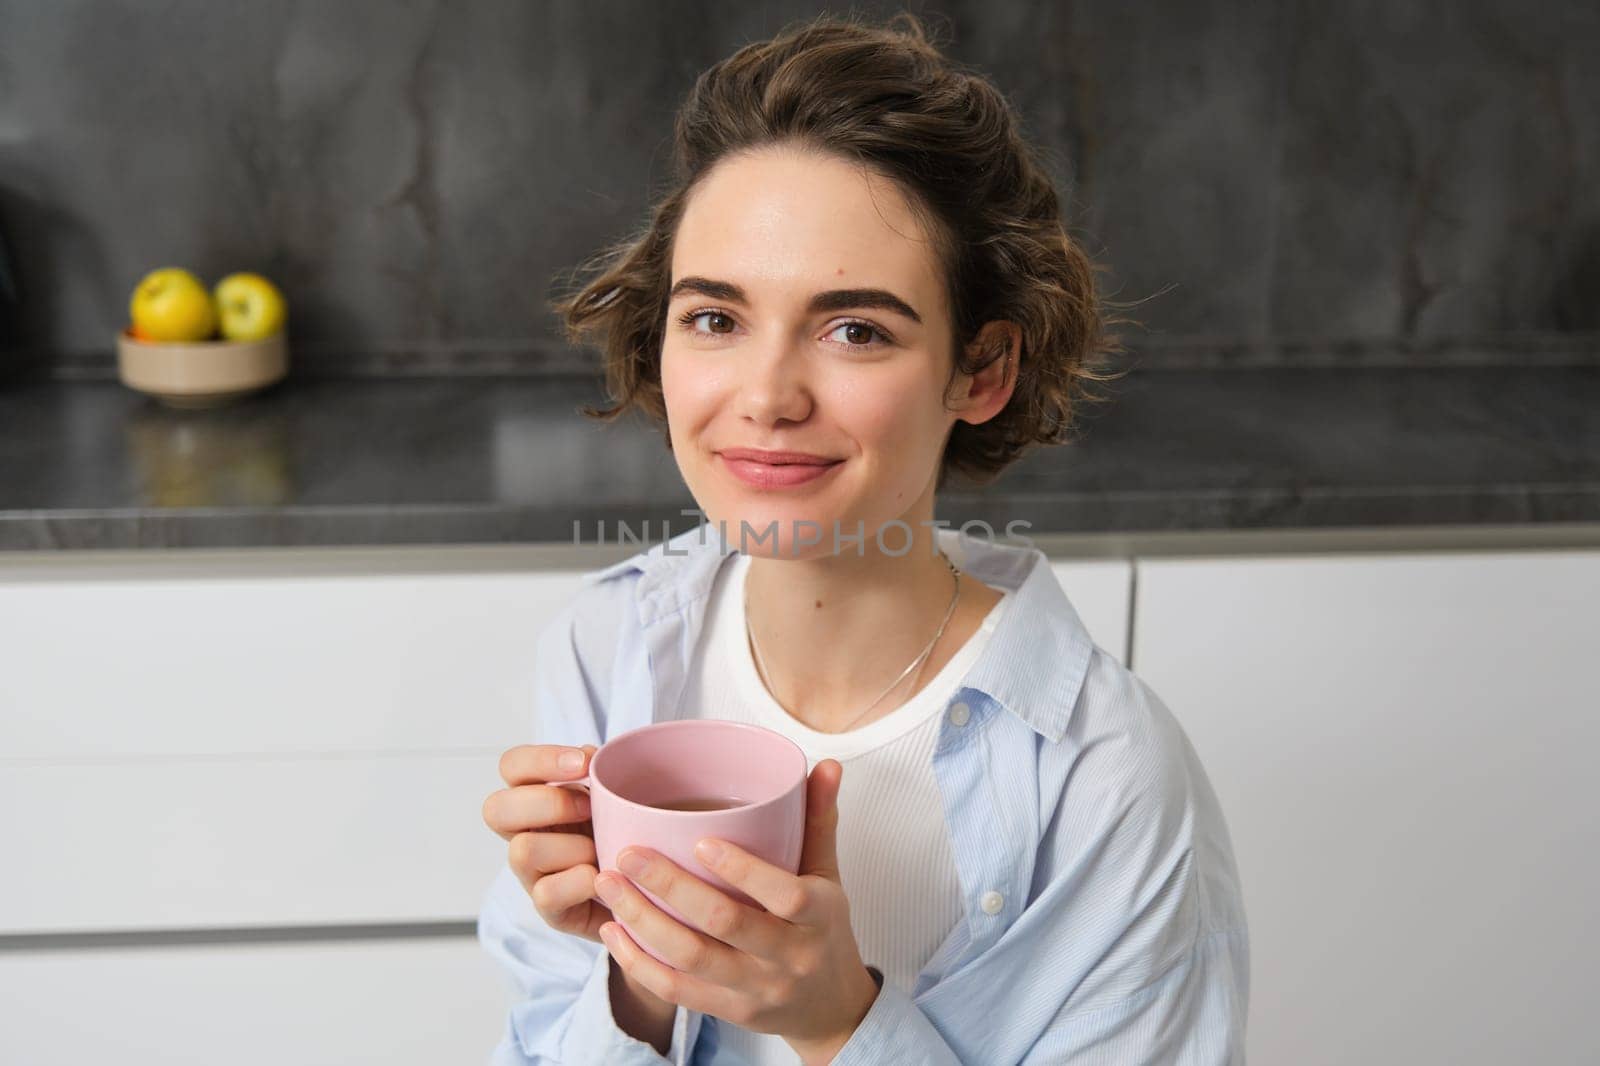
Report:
677,309,737,335
823,320,890,350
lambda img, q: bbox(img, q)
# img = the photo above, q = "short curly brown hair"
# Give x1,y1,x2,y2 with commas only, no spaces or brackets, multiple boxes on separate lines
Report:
550,10,1134,491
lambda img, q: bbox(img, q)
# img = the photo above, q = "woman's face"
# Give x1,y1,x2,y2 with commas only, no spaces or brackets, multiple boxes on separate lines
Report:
660,147,966,560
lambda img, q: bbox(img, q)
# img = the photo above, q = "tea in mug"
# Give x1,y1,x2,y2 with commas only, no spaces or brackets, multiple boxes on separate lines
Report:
654,795,747,811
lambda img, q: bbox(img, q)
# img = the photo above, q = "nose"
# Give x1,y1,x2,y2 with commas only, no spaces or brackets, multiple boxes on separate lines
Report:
734,335,813,427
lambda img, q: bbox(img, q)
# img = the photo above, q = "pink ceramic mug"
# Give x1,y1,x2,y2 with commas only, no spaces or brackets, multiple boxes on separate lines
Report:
551,719,809,965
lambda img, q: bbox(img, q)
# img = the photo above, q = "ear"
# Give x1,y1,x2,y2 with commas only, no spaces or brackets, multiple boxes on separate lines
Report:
949,320,1020,426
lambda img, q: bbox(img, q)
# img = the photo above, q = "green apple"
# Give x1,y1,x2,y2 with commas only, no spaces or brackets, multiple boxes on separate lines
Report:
213,273,287,342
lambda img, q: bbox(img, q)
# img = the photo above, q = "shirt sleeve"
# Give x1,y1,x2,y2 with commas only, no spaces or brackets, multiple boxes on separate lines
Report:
825,928,1248,1066
827,979,963,1066
476,579,707,1065
1020,926,1249,1064
996,663,1250,1064
826,927,1247,1066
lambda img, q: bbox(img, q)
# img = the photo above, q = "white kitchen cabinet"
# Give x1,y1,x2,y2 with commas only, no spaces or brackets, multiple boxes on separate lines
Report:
1131,550,1600,1066
0,548,583,1066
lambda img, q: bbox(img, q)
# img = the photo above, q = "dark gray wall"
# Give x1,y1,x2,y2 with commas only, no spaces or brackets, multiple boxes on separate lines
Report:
0,0,1595,381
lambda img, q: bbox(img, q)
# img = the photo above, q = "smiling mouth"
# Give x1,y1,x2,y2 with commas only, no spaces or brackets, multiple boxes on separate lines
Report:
717,453,843,489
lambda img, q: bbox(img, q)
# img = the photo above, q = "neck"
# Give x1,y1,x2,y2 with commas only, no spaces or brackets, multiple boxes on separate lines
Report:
742,520,982,733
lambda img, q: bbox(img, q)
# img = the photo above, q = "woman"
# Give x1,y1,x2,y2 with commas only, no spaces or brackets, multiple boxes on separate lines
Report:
479,12,1249,1065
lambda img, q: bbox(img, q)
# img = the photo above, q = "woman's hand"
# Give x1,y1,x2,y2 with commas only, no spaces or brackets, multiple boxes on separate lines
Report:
592,759,880,1064
482,743,614,944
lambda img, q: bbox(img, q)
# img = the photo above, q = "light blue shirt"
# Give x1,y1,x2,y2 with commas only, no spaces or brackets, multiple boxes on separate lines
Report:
478,522,1250,1064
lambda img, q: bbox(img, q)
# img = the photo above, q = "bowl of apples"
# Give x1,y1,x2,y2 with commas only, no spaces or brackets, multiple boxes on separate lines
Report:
118,267,289,409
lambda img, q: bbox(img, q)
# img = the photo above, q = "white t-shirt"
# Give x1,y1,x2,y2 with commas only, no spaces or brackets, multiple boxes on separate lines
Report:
674,546,1011,1064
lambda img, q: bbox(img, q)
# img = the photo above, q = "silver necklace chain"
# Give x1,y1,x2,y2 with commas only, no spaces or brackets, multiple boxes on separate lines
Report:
744,548,962,734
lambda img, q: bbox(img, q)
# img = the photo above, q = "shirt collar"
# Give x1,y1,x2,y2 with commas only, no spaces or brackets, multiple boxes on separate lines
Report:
584,521,1093,744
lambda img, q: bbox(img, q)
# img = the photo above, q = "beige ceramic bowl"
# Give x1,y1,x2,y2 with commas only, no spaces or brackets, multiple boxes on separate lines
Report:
117,328,288,409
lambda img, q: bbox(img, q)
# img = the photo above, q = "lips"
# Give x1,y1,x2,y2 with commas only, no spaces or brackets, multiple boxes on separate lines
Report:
717,448,840,465
716,449,843,489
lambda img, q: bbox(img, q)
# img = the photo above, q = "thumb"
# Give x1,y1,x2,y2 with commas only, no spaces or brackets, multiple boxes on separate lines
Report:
799,759,844,882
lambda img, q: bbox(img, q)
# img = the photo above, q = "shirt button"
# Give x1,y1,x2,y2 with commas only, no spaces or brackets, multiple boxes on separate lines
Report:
981,891,1004,915
948,701,970,726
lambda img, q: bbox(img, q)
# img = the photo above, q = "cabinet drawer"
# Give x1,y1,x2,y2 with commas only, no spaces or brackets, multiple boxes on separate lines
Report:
0,934,508,1066
0,558,589,758
1,753,509,933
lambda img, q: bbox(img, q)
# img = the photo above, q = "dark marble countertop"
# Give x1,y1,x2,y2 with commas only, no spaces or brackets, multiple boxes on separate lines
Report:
1,366,1597,551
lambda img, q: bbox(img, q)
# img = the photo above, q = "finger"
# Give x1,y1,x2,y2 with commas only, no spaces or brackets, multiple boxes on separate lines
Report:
525,861,599,922
798,759,843,882
605,848,783,961
484,783,592,839
595,867,743,984
498,743,597,787
693,836,828,927
599,920,740,1022
507,828,596,880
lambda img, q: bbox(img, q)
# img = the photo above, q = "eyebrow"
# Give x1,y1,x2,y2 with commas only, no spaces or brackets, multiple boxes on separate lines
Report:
667,276,923,325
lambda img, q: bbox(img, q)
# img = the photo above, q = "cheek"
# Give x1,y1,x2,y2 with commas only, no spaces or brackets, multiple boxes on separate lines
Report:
827,372,944,453
659,349,716,435
666,340,739,389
